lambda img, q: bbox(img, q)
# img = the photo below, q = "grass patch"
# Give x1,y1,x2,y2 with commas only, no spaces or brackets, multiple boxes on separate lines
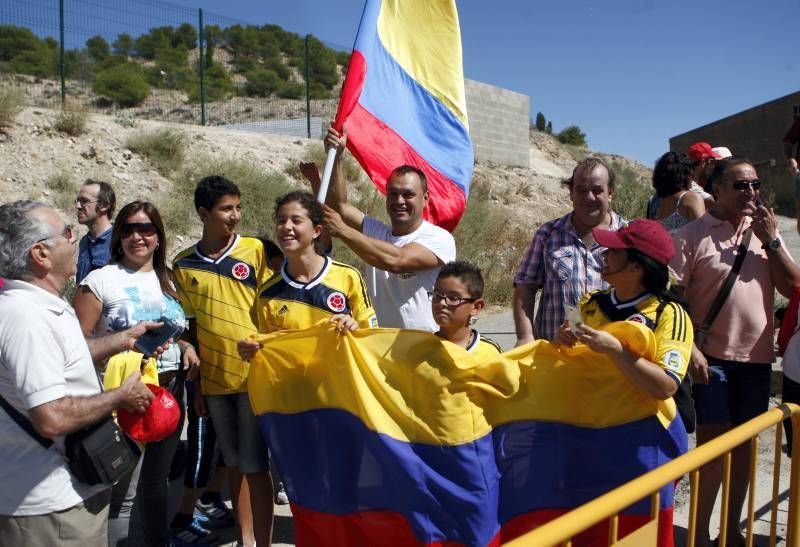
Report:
53,105,88,136
453,177,532,306
126,128,187,175
0,87,23,133
608,159,652,220
45,172,76,211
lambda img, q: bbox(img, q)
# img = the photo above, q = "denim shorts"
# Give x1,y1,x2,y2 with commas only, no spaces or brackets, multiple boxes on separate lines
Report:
692,355,772,426
205,392,269,474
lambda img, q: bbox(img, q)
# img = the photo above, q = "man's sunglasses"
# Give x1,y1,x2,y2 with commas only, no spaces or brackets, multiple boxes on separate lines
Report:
730,179,761,191
120,222,157,238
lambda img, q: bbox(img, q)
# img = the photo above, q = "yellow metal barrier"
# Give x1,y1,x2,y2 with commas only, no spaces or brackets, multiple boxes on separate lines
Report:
506,403,800,547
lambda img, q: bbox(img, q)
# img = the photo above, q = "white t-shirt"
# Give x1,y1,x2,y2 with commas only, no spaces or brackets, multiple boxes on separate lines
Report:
362,217,456,331
81,263,186,372
0,280,107,515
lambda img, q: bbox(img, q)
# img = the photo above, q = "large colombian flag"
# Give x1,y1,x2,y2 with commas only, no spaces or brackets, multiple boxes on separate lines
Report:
248,322,687,546
335,0,474,232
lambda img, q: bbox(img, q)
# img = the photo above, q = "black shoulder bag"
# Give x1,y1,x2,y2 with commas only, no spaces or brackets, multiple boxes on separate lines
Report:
0,394,139,486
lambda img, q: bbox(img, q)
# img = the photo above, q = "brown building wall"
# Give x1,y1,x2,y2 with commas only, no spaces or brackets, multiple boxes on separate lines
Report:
669,90,800,210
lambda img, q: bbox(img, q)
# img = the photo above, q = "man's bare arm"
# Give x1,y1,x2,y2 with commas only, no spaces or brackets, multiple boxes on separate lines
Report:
28,372,154,438
512,283,540,346
86,321,165,363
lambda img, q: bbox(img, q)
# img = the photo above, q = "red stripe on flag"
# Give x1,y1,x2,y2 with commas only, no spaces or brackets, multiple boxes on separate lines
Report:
343,102,467,232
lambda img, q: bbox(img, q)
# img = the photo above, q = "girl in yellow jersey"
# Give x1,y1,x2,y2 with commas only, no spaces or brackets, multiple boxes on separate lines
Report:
238,191,376,360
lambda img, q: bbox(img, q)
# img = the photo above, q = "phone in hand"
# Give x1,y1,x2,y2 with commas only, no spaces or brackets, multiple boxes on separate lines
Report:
563,304,583,334
133,317,185,357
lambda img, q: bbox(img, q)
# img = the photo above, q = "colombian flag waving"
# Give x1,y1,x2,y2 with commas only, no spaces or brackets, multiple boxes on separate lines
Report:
248,323,687,546
335,0,474,232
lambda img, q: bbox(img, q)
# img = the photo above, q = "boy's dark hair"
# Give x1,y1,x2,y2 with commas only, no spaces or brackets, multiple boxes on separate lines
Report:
259,237,284,263
273,190,324,226
437,260,484,299
194,175,241,212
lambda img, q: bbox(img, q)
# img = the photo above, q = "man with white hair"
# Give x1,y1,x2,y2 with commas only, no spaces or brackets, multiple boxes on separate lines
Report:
0,200,157,545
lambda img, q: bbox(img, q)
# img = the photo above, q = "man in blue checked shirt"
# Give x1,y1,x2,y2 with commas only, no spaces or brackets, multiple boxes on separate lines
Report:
512,157,626,345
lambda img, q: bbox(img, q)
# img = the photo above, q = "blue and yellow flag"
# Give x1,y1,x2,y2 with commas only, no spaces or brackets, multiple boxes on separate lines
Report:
248,323,687,546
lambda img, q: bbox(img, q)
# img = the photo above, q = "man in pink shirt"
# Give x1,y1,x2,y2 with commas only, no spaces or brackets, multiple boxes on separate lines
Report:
671,157,800,547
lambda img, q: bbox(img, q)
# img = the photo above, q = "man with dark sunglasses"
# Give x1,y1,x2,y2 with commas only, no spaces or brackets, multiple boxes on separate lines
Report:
670,157,800,547
75,180,115,283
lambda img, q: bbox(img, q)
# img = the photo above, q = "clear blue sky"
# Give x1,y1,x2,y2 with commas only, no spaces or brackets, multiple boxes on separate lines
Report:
147,1,800,166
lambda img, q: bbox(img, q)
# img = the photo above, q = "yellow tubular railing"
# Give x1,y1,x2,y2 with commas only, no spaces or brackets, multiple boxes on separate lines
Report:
506,403,800,547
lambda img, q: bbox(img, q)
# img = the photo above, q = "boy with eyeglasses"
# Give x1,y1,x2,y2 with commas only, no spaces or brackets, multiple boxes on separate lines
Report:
75,180,115,283
429,261,501,358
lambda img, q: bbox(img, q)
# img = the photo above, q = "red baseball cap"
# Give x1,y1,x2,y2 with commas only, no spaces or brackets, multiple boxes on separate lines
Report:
117,384,181,443
592,219,675,266
687,142,721,162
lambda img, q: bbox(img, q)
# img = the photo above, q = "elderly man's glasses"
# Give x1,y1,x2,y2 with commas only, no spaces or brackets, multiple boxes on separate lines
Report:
730,180,761,191
427,291,476,306
36,223,73,244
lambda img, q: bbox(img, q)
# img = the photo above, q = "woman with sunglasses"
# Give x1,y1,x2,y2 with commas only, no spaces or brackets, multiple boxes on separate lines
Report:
74,200,199,546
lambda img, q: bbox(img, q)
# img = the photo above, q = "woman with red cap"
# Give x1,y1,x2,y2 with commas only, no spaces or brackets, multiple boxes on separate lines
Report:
553,219,694,402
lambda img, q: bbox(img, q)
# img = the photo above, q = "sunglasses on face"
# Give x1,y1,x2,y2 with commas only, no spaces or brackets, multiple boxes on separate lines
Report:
730,179,761,191
120,222,157,238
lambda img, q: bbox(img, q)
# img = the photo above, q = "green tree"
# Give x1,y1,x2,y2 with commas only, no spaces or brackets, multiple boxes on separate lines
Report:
225,25,261,58
9,48,56,78
203,24,224,68
173,23,197,50
304,36,338,89
189,64,233,102
244,68,281,97
0,25,40,62
535,111,546,132
135,27,173,59
546,121,553,134
93,63,149,107
277,82,304,99
112,33,134,57
557,125,587,147
85,35,110,62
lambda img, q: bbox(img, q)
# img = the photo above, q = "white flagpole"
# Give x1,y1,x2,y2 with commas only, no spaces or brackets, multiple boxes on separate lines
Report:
316,147,338,203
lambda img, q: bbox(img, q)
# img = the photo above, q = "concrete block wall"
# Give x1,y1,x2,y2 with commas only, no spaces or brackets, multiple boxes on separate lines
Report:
465,79,530,168
670,90,800,206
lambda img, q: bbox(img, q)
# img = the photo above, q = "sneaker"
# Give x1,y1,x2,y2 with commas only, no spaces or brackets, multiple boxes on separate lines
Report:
275,484,289,505
195,499,235,528
169,517,219,545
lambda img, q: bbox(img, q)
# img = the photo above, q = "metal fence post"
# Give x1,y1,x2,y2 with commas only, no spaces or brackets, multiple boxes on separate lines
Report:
788,406,800,546
199,8,206,126
305,34,311,139
59,0,65,106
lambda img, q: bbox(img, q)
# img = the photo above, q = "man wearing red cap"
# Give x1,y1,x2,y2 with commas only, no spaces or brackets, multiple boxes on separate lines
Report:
671,158,800,547
687,141,720,203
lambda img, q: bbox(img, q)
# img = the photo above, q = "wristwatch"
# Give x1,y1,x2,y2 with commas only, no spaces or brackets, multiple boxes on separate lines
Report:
761,238,781,252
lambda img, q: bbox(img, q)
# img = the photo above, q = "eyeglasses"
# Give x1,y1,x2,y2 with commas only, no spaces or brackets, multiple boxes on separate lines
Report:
730,179,761,191
75,198,98,207
427,291,476,306
36,223,73,244
120,222,157,239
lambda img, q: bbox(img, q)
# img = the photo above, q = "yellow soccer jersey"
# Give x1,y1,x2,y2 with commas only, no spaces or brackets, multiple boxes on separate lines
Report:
466,330,503,361
577,289,693,384
173,235,272,395
257,257,377,333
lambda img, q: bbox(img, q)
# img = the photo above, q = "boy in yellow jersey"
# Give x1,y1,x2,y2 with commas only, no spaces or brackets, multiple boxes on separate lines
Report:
172,175,273,547
429,261,501,359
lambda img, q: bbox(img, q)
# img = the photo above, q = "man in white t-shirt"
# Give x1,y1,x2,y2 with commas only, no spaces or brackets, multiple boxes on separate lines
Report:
317,128,456,331
0,201,155,545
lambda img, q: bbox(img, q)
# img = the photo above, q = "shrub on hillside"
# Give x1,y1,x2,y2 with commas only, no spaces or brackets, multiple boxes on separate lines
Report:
0,25,41,61
0,87,23,133
112,33,135,57
609,160,650,220
308,82,331,100
305,36,338,89
264,57,290,81
45,172,76,211
277,82,304,99
126,128,187,175
8,47,56,78
557,125,587,147
188,64,233,102
244,68,281,97
93,63,149,107
53,106,88,136
86,35,110,62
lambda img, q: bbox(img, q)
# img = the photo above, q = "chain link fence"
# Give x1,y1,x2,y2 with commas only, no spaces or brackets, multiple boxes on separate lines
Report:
0,0,347,138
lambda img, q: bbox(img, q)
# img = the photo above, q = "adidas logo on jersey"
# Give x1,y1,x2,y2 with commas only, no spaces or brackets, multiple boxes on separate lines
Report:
278,304,289,315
